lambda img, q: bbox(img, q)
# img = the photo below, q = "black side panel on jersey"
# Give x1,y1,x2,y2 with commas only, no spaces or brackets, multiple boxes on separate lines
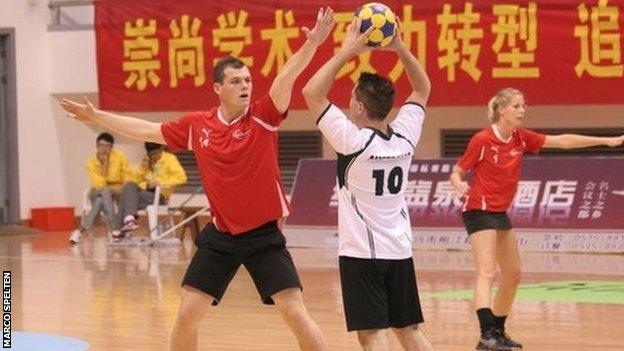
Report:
336,133,376,189
394,132,415,149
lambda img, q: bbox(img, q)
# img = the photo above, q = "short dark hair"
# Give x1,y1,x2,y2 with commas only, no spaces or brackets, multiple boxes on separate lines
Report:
96,132,114,145
354,72,395,121
213,56,246,83
144,142,163,152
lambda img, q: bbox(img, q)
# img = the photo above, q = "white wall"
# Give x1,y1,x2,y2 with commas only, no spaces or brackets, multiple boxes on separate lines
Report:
49,30,98,93
1,1,69,220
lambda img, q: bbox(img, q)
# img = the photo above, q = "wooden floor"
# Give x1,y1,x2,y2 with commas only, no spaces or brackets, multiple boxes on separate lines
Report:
1,229,623,350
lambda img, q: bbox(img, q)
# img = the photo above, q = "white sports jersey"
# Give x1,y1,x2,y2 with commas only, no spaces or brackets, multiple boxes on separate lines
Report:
317,102,425,259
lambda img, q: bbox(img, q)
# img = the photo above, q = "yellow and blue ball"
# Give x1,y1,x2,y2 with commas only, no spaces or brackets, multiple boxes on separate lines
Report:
355,2,397,47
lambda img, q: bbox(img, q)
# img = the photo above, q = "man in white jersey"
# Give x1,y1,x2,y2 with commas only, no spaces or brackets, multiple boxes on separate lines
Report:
302,18,434,351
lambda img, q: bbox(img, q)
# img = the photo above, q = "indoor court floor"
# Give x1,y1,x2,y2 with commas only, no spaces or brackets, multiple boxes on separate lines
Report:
1,228,623,350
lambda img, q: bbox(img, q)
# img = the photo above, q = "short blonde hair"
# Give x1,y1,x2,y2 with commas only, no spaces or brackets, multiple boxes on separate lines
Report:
487,88,523,123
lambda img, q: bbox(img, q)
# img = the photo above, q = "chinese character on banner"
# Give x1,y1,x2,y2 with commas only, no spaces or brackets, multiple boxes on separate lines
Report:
169,15,205,88
261,9,300,76
491,3,539,78
513,180,541,208
388,5,427,82
540,180,578,207
437,3,483,82
599,181,609,193
334,12,376,81
123,19,161,90
578,209,591,219
212,11,253,66
592,202,605,218
578,181,595,219
436,235,450,245
574,0,623,77
432,181,463,207
405,180,433,207
592,181,610,218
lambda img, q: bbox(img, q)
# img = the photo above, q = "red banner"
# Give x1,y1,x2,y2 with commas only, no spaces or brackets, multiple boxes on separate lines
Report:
95,0,624,111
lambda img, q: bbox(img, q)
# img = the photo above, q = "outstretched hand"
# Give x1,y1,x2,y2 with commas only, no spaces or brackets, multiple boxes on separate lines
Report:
339,17,373,58
606,134,624,147
302,7,336,47
60,97,97,123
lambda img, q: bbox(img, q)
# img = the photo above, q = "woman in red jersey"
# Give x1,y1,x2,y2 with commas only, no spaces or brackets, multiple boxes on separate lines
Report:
449,87,624,351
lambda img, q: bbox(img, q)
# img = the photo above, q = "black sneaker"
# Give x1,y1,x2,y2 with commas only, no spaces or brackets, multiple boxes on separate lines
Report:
495,328,523,349
476,330,512,350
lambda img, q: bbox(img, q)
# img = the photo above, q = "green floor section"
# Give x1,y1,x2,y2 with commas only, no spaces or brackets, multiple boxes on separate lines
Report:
423,281,624,304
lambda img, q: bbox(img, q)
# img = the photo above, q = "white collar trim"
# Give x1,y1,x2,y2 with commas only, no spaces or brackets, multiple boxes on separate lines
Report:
217,106,249,126
491,124,512,143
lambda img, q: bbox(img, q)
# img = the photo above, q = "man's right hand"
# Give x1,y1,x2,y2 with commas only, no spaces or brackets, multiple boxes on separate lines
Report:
338,17,373,59
380,18,406,53
60,98,97,123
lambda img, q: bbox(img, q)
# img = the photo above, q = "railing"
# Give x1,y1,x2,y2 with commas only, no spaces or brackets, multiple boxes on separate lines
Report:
48,0,94,31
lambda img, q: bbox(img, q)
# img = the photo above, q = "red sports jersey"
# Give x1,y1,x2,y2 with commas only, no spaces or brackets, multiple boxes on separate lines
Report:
457,125,546,212
161,94,291,234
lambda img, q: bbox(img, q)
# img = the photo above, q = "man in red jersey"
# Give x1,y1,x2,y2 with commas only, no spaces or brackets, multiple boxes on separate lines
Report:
60,8,335,351
450,87,624,351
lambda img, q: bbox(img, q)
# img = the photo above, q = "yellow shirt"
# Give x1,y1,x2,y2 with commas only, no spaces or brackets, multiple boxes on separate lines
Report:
86,150,133,189
134,151,187,199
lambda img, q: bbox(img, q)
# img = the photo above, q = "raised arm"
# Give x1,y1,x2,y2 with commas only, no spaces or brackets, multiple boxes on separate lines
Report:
384,20,430,106
269,7,335,113
302,17,372,116
60,98,165,144
543,133,624,149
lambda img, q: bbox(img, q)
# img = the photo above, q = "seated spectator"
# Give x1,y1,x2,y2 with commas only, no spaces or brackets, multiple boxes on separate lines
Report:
113,142,187,241
69,132,133,244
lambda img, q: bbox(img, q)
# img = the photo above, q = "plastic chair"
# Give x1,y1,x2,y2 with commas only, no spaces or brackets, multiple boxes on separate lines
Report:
142,186,177,240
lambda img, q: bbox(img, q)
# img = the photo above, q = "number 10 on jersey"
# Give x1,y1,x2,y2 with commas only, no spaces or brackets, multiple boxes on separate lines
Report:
372,167,404,196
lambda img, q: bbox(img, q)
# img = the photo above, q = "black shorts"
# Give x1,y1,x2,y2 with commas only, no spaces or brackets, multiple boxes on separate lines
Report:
182,221,301,305
339,256,424,331
462,210,513,235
